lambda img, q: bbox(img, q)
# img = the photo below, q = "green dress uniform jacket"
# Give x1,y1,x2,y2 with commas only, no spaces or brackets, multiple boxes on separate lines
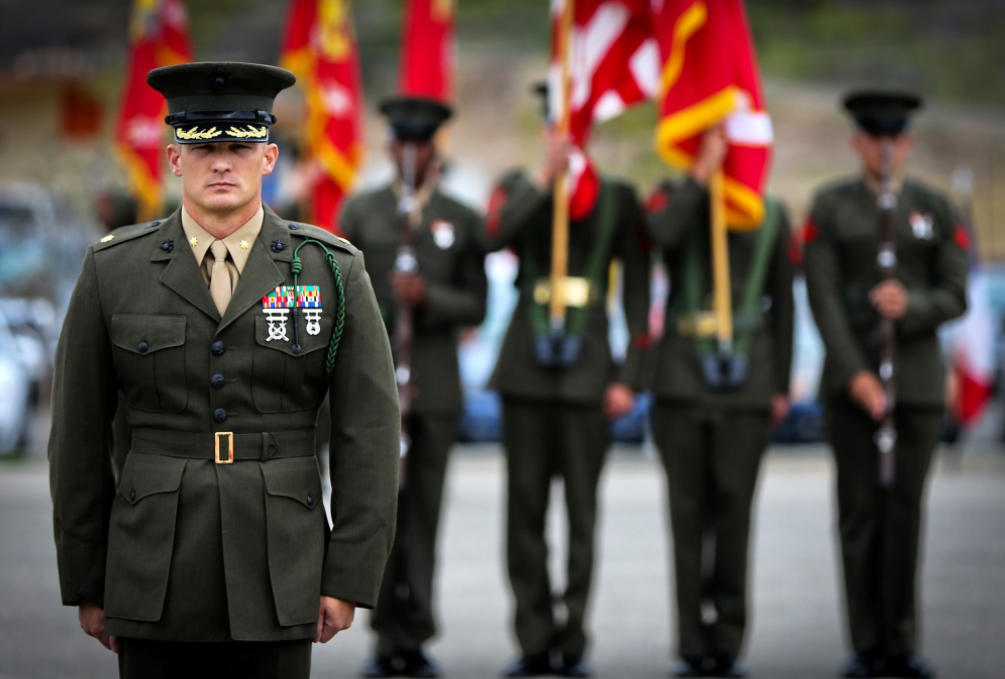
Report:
481,171,651,401
338,184,488,414
805,177,968,406
338,183,486,654
804,175,969,657
49,205,400,642
646,178,794,409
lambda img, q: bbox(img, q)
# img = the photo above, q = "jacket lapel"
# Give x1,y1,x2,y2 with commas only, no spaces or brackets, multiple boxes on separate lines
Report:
216,206,287,335
154,211,222,323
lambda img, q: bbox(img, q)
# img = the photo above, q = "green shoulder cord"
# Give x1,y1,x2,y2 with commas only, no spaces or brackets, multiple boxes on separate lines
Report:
679,197,780,357
290,237,347,379
523,178,618,337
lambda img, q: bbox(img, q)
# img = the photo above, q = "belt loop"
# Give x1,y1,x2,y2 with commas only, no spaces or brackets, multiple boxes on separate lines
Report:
262,432,279,461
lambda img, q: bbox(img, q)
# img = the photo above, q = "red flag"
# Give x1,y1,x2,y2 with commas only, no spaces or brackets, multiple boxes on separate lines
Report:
401,0,455,101
281,0,365,232
114,0,192,221
550,0,658,220
653,0,772,229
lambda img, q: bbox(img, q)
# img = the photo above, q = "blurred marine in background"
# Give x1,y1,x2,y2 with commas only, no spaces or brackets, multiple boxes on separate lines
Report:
645,126,794,678
339,96,487,679
804,91,969,679
481,84,651,678
48,62,400,679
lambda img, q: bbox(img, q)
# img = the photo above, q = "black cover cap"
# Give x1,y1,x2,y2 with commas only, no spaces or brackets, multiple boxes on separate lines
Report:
842,90,924,136
147,61,296,144
379,96,452,142
530,80,550,122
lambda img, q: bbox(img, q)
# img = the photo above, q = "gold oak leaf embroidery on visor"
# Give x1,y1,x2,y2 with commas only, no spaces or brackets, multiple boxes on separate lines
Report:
177,126,223,140
227,125,269,139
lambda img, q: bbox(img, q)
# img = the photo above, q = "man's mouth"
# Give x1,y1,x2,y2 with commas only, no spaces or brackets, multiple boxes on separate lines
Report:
208,182,234,189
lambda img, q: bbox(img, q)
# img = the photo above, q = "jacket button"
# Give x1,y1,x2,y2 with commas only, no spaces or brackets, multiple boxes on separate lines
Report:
307,494,313,506
289,222,300,230
213,408,227,423
129,490,136,501
211,374,226,389
137,341,149,353
211,341,226,356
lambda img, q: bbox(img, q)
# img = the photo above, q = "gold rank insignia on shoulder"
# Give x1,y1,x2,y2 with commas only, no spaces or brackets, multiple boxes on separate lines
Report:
239,240,250,250
337,236,351,245
100,235,115,243
189,236,199,248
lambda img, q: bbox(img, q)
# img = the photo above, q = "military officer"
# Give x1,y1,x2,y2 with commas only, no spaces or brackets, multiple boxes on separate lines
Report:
645,126,794,678
338,96,487,678
482,85,651,678
804,91,969,679
49,62,400,679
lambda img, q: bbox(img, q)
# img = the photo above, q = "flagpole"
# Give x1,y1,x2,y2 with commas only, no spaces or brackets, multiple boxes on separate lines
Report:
709,167,733,352
549,0,574,332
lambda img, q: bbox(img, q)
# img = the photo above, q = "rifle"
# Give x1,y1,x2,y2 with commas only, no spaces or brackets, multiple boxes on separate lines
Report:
875,139,898,487
394,143,420,490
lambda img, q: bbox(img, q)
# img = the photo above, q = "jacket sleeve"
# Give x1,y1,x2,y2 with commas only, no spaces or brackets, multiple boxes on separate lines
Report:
49,246,118,608
769,204,796,395
900,203,969,337
615,186,653,390
322,252,400,608
645,177,707,251
804,197,872,391
421,212,489,329
481,171,549,252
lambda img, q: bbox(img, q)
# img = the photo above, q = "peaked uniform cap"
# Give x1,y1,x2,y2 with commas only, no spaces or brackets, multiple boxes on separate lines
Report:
147,61,296,144
842,90,924,136
378,96,453,142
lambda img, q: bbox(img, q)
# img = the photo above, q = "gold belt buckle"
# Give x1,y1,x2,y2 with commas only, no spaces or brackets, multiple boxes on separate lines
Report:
215,432,234,464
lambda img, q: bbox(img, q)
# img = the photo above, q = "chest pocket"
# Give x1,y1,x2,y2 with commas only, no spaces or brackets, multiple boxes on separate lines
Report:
110,314,187,413
252,312,333,413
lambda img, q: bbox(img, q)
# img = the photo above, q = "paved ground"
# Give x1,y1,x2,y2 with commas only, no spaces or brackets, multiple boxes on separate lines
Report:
2,443,1004,679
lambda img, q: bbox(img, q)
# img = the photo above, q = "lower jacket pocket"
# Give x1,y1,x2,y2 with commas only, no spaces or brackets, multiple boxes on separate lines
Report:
261,457,327,626
104,454,187,621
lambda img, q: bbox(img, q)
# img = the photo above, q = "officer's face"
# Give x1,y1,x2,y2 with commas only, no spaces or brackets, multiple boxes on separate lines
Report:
390,140,437,187
851,132,913,179
167,142,279,214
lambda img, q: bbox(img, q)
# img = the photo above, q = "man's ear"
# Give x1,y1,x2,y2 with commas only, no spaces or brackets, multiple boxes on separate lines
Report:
167,145,183,177
262,143,279,176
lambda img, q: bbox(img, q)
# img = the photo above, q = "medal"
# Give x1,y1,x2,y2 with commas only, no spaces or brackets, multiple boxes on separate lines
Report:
262,285,323,341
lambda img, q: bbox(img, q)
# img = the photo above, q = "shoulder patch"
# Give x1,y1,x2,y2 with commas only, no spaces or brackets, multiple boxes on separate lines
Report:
92,220,163,252
291,222,358,255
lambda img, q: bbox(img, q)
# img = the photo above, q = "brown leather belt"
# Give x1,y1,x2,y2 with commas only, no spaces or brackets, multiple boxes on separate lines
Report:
130,428,317,464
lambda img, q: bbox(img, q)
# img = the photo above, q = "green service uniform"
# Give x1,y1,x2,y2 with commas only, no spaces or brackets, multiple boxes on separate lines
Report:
646,178,794,660
49,206,400,674
805,176,968,657
339,184,487,655
482,170,651,661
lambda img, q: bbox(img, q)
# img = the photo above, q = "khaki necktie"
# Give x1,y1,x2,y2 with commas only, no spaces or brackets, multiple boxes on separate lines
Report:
208,240,232,316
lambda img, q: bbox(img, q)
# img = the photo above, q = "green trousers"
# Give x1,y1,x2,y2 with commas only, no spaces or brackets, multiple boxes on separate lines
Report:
371,414,456,654
502,398,608,661
651,402,771,658
827,400,941,656
117,638,311,679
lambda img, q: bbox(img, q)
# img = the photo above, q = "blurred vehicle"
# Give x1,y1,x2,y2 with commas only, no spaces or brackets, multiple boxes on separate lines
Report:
0,298,56,430
0,182,97,310
0,305,35,455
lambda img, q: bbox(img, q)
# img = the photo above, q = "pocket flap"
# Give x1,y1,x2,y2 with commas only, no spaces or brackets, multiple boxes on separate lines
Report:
262,459,322,510
118,454,187,504
254,313,331,357
111,314,187,355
